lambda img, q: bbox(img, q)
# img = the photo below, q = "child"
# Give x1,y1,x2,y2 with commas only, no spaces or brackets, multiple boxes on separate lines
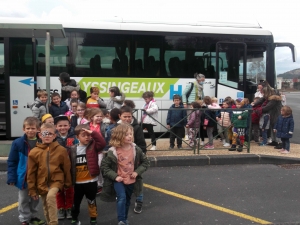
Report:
274,106,294,154
251,97,261,143
49,93,69,118
70,124,106,225
65,98,78,117
123,100,136,109
106,86,125,110
259,112,270,146
30,90,48,120
118,106,147,213
85,87,106,109
229,99,249,152
185,101,201,148
196,100,206,145
41,113,54,124
65,90,81,110
209,97,221,109
27,123,72,225
104,108,120,151
216,100,232,147
166,94,187,149
102,108,111,125
141,91,158,151
88,108,107,194
7,117,45,225
201,96,216,149
54,115,77,220
100,123,150,225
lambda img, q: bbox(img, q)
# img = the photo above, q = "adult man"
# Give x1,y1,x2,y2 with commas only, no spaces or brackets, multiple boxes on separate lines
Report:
59,72,80,101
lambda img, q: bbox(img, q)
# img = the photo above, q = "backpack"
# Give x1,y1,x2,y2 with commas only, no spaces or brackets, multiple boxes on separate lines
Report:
79,89,87,102
186,82,194,104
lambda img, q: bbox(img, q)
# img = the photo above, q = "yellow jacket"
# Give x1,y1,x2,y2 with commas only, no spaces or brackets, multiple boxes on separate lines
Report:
27,141,71,196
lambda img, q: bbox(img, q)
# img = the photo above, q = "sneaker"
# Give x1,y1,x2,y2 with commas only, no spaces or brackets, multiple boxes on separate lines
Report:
222,139,226,145
268,137,272,143
185,135,189,141
223,143,230,147
281,150,290,154
228,145,236,151
149,146,156,151
177,145,183,149
30,217,46,225
277,148,284,152
90,220,97,225
57,208,65,220
274,143,283,149
204,144,214,149
21,222,29,225
133,201,143,214
169,146,174,150
71,220,81,225
259,143,267,146
237,145,243,152
267,141,278,146
118,222,126,225
200,141,204,146
66,208,72,219
97,186,102,194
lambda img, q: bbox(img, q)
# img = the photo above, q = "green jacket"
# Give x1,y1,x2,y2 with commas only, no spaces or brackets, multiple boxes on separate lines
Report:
100,144,150,202
231,110,249,128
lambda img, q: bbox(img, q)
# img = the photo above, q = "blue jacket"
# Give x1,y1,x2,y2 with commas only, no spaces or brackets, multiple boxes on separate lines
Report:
7,135,34,189
49,101,69,118
166,104,187,127
274,115,294,138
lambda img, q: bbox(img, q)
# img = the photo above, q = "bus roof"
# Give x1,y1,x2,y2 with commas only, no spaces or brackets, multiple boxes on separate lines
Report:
0,17,272,36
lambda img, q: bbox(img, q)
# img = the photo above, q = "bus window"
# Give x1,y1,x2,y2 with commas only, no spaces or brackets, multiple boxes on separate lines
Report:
0,42,3,74
10,38,33,76
36,37,69,76
245,51,266,83
165,50,185,77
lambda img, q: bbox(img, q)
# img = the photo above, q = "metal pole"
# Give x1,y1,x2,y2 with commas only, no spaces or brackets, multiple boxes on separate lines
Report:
45,32,50,109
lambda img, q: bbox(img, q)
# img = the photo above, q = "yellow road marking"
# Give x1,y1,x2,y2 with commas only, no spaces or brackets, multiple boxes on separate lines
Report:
144,183,272,225
0,202,18,214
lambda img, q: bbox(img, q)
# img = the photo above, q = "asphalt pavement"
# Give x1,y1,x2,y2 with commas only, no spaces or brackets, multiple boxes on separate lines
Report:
1,164,300,225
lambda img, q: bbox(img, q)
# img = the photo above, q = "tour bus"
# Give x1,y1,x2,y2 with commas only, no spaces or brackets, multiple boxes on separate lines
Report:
0,17,296,138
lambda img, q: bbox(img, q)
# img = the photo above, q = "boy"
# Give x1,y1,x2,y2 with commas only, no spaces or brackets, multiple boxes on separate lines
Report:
229,99,249,152
7,117,45,225
70,124,106,225
30,90,48,120
104,108,120,151
27,123,72,225
166,95,187,149
54,115,77,220
118,106,146,213
49,93,69,118
85,87,106,109
259,112,270,146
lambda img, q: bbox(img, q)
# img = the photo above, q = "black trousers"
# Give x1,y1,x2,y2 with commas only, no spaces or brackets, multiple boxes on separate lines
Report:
71,181,98,220
170,126,185,147
142,123,156,146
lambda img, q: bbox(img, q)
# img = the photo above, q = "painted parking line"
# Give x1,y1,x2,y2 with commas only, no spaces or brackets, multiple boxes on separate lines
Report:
0,202,18,214
144,183,272,225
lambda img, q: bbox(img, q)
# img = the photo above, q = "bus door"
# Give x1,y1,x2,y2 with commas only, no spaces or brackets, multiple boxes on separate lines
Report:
216,42,247,104
9,38,37,137
273,42,297,90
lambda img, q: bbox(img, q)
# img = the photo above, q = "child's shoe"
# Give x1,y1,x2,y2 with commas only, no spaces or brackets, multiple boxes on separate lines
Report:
134,201,143,214
277,148,284,152
274,143,283,149
223,143,230,147
281,150,290,154
177,145,183,149
204,144,214,149
185,135,189,141
237,145,243,152
118,222,126,225
21,222,29,225
228,145,236,151
57,208,65,220
149,146,156,151
169,146,174,150
90,220,97,225
66,208,72,219
259,143,267,146
30,217,46,225
71,220,81,225
200,141,204,146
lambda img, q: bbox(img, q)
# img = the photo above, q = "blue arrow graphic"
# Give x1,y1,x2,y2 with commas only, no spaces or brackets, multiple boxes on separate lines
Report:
19,78,37,86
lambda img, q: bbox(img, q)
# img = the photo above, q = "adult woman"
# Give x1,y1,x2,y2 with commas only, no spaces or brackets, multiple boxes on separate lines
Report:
252,81,282,148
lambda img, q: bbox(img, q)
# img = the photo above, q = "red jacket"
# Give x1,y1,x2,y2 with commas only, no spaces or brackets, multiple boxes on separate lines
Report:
69,131,106,184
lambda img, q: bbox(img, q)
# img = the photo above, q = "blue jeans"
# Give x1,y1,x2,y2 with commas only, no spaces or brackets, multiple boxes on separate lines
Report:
261,129,268,144
281,138,290,151
114,182,134,223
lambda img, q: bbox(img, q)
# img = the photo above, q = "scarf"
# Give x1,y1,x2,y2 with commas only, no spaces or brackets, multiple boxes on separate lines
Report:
195,81,204,100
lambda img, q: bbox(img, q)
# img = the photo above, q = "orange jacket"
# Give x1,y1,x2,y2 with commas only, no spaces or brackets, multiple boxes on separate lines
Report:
27,141,71,196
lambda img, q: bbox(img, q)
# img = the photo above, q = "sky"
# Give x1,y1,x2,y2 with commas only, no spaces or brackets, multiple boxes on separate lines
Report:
0,0,299,74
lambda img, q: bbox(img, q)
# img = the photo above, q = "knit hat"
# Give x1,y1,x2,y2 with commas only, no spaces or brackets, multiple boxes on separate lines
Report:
54,115,70,125
41,114,53,123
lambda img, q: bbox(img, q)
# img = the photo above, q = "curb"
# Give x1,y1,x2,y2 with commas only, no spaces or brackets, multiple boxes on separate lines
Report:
1,154,300,171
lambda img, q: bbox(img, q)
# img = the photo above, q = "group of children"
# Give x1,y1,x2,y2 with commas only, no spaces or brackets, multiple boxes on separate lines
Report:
8,87,151,225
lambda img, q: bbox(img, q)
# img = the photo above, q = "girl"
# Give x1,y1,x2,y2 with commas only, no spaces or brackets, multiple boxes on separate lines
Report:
185,102,201,148
65,98,78,117
100,123,149,225
216,100,232,147
69,102,88,129
65,90,81,110
106,86,125,110
89,108,108,194
274,106,294,154
141,91,158,151
41,113,54,124
201,96,216,149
